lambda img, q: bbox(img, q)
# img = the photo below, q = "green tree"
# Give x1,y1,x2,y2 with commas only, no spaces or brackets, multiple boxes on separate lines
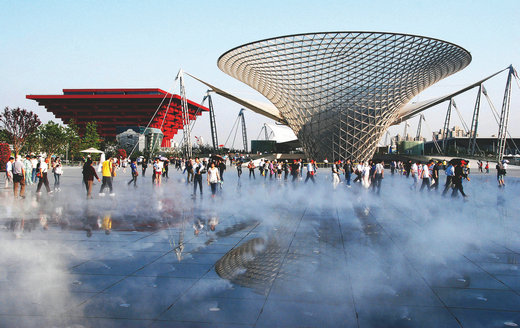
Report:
0,107,41,156
20,132,39,154
81,122,101,150
64,119,81,160
37,121,68,159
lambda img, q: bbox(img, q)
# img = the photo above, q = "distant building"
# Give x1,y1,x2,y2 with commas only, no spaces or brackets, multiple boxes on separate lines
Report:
116,126,164,154
433,126,472,140
27,88,208,147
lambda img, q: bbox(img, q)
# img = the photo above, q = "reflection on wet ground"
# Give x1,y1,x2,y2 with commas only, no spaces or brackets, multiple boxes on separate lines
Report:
1,168,520,327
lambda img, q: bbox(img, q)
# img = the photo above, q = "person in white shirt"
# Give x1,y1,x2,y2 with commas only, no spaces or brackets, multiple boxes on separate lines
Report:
353,162,363,183
207,162,221,197
331,160,341,189
372,161,384,194
192,157,204,196
304,160,316,184
420,162,431,191
30,156,38,183
12,156,25,198
410,162,419,190
153,158,163,186
36,158,52,194
362,162,371,188
5,157,14,188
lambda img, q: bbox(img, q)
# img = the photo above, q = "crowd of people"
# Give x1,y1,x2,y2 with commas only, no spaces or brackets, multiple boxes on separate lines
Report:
4,155,64,199
3,152,512,201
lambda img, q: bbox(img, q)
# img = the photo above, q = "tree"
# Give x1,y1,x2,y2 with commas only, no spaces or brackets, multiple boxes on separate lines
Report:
0,107,41,156
64,119,81,160
81,122,101,150
37,121,68,159
20,132,39,155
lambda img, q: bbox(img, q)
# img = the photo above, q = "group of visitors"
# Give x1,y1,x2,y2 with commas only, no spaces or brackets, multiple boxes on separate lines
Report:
4,150,512,201
5,155,64,199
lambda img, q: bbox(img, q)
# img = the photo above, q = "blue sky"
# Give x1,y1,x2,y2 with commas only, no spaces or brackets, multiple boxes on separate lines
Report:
1,0,519,148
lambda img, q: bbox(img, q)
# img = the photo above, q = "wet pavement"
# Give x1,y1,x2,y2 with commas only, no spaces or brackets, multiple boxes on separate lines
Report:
0,165,519,327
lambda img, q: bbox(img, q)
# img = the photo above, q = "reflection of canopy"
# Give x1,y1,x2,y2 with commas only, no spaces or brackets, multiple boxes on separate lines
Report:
80,147,104,154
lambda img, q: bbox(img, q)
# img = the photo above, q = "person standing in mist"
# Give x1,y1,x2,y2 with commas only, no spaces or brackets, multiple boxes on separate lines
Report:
192,157,204,196
36,157,52,195
247,160,255,179
451,162,468,198
207,161,221,197
373,160,384,195
12,156,25,199
82,159,100,199
128,159,138,188
99,157,115,196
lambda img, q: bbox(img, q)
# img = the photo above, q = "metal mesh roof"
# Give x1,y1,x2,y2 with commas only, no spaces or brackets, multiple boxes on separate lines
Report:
218,32,471,161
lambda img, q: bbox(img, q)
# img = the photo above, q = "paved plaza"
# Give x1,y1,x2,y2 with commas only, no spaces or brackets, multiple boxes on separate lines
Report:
0,165,519,327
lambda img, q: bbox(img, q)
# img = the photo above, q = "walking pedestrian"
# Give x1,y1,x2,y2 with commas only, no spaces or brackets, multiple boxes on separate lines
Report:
304,160,317,184
218,159,226,182
496,160,508,187
24,155,33,186
343,159,353,187
451,162,468,198
99,157,115,196
419,162,431,191
82,159,100,199
36,158,52,194
207,162,221,197
141,158,148,177
236,160,242,178
192,157,205,196
442,162,455,196
332,160,341,189
373,160,384,194
128,159,138,188
247,160,255,179
12,156,25,199
5,157,14,188
153,158,163,186
53,157,63,191
30,156,38,183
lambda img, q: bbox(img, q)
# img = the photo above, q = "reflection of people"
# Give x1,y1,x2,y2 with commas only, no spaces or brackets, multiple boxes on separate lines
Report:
82,159,100,199
102,214,112,235
193,218,205,235
209,216,219,231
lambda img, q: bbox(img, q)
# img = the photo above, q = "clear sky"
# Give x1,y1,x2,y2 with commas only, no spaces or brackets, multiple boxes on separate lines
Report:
1,0,519,149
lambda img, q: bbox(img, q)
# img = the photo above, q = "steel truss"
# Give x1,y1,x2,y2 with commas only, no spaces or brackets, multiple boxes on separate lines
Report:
218,32,471,161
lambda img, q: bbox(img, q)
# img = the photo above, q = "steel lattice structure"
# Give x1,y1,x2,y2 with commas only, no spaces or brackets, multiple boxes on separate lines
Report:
218,32,471,161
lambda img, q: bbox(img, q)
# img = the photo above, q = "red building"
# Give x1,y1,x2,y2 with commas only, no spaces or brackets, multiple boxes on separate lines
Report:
26,88,208,147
